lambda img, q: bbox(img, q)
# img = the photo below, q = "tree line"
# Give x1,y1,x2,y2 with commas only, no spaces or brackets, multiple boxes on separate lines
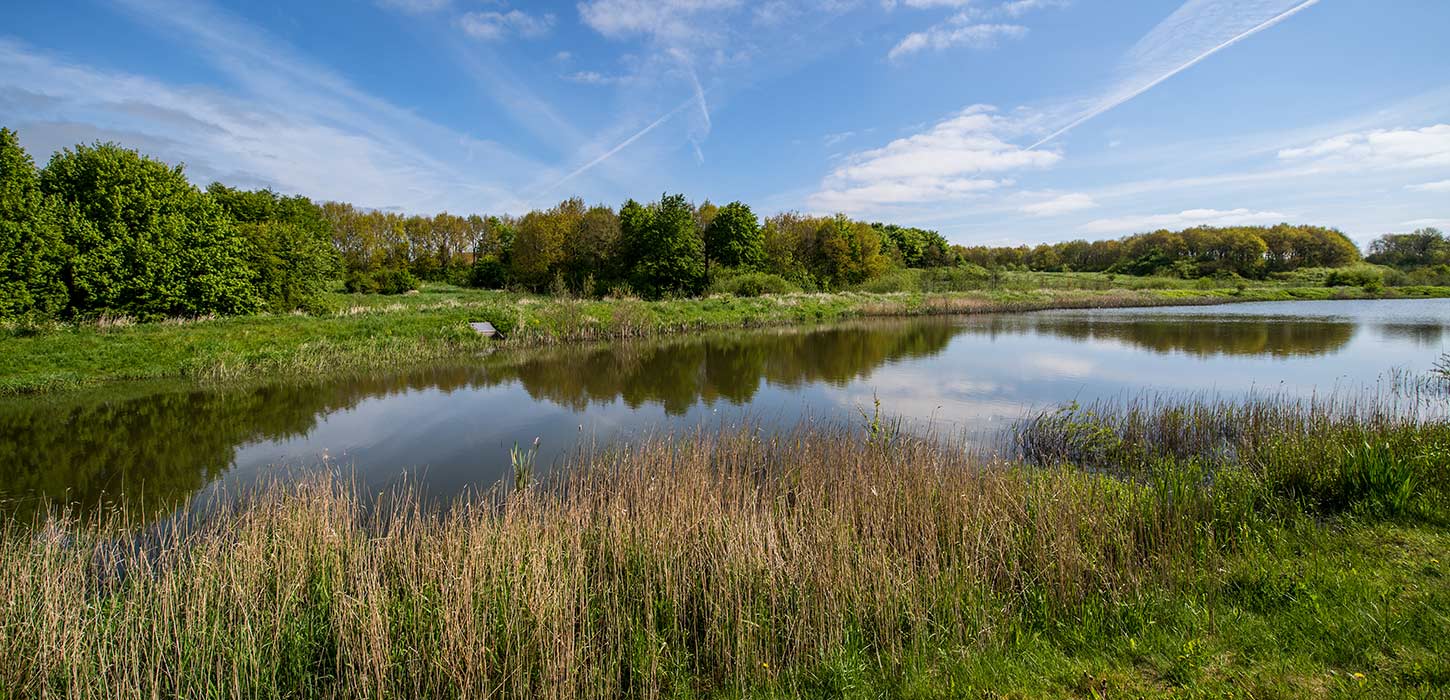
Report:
953,224,1363,278
0,127,1416,322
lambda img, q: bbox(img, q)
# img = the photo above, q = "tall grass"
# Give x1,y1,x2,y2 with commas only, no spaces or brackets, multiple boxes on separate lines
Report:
1,395,1446,697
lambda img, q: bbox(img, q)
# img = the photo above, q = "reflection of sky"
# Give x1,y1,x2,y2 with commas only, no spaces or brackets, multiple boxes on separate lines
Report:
212,299,1450,503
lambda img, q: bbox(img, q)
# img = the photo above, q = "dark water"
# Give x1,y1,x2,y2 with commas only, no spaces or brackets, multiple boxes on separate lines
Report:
2,299,1447,517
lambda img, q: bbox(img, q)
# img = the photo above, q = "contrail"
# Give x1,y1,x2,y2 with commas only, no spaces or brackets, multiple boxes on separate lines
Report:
1028,0,1321,150
540,94,699,196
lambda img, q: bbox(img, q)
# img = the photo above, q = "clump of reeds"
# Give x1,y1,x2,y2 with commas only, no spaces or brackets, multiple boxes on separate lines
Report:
3,395,1444,698
2,419,1250,699
1015,392,1449,518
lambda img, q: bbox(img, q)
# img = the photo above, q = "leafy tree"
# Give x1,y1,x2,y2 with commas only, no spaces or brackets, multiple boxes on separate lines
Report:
704,201,763,272
0,128,72,318
41,142,260,317
1366,228,1447,268
511,198,581,290
811,215,884,289
629,193,705,298
563,204,621,295
208,184,338,312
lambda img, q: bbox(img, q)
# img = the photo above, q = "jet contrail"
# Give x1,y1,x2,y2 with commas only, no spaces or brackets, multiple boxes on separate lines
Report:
1028,0,1321,150
540,94,700,197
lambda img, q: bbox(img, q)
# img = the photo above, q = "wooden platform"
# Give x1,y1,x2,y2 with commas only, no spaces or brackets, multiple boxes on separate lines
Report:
468,321,501,338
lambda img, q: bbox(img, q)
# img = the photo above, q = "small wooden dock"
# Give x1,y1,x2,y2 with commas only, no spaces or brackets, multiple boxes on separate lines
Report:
468,321,502,339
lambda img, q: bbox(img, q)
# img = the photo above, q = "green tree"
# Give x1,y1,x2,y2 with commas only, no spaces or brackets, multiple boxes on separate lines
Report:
563,204,621,295
208,184,338,311
629,193,705,298
0,128,72,318
41,142,260,317
511,198,581,290
704,201,764,273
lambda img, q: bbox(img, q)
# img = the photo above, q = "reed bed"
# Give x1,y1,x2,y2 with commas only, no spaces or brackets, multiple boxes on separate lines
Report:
1,395,1446,698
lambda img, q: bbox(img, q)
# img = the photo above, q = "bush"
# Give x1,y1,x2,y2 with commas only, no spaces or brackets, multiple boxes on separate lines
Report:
344,268,417,295
468,255,507,289
1324,267,1383,288
709,271,800,297
853,265,993,294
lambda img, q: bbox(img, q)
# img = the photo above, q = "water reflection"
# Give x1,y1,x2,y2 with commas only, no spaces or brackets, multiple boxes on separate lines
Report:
998,314,1357,357
0,299,1445,519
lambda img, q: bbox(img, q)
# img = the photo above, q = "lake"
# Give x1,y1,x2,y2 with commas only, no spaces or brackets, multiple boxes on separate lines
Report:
2,298,1447,518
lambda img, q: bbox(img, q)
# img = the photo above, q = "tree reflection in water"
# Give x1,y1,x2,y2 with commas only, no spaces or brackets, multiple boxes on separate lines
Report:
0,310,1379,520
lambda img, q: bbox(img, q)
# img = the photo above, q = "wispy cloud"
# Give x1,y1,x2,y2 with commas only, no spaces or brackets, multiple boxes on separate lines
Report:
578,0,742,45
1278,124,1450,169
0,41,531,214
457,10,556,41
889,21,1027,60
1020,193,1096,216
1081,208,1287,235
375,0,450,14
1407,180,1450,193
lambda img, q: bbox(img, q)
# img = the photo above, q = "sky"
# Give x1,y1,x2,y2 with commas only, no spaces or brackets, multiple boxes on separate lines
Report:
2,0,1448,248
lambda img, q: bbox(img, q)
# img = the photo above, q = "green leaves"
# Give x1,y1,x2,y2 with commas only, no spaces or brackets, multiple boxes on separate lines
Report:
38,139,262,318
0,128,73,319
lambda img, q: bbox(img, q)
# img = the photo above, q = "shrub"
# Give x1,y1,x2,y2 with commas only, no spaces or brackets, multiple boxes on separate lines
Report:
709,271,800,297
1324,267,1383,288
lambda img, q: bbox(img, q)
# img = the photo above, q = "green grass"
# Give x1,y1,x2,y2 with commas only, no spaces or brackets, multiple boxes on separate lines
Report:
4,273,1446,396
2,393,1448,697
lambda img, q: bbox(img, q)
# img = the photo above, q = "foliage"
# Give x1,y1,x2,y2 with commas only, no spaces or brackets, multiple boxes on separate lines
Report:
208,184,339,312
873,222,953,268
704,200,764,272
708,270,800,297
627,193,705,299
956,223,1360,279
40,141,261,317
1367,227,1449,269
344,267,417,295
0,128,72,319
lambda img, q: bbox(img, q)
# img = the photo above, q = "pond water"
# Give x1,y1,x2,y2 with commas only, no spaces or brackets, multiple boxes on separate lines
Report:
2,298,1447,518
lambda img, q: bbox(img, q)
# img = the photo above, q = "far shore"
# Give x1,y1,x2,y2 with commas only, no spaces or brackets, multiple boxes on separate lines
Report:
3,276,1448,397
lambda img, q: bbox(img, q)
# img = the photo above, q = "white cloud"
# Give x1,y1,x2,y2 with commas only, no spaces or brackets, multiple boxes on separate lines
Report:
810,105,1059,211
889,20,1027,60
1407,179,1450,193
1402,218,1450,229
1277,125,1450,169
561,70,632,86
1020,193,1096,216
1081,208,1287,235
457,10,555,40
375,0,450,13
578,0,741,44
996,0,1069,17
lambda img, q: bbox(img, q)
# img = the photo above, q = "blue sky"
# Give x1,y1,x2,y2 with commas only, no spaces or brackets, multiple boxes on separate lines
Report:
2,0,1447,247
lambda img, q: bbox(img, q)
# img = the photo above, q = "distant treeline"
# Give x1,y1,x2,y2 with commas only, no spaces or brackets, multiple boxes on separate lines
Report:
954,225,1363,278
0,127,1436,321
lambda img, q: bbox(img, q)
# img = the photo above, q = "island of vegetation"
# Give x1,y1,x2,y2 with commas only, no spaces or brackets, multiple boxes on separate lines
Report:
4,128,1449,394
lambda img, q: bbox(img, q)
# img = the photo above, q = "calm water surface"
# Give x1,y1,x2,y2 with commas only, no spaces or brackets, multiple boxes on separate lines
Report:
2,299,1447,517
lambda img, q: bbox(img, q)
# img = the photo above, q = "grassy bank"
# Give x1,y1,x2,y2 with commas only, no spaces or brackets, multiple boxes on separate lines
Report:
2,394,1447,697
4,273,1448,395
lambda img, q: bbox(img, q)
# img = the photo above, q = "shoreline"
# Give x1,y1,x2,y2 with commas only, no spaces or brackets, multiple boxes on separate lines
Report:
3,283,1448,397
